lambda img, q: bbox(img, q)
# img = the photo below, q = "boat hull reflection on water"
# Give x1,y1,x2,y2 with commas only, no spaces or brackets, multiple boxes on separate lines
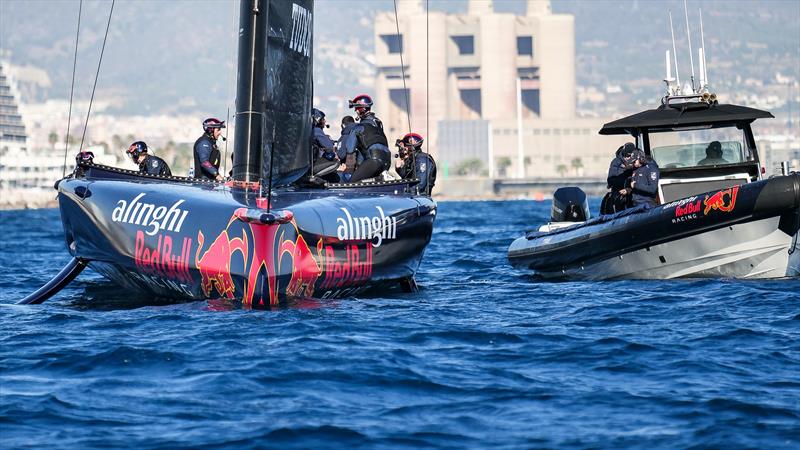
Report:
508,174,800,280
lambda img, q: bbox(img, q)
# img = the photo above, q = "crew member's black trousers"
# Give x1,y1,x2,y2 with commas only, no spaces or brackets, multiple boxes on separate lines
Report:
350,159,384,182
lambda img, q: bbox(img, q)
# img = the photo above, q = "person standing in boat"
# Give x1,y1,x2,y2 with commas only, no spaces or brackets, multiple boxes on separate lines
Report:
126,141,172,177
625,151,660,208
395,132,437,196
193,118,225,181
347,94,391,182
604,142,637,213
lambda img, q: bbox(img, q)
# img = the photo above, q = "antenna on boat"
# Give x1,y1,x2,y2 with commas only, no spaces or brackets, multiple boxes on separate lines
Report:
683,0,695,93
699,7,709,91
668,11,681,94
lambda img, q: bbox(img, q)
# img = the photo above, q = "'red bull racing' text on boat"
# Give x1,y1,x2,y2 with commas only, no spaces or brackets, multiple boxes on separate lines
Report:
508,88,799,279
19,0,436,307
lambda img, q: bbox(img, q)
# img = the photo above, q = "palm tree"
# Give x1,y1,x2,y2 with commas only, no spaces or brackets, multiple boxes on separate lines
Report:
570,157,584,176
496,157,512,177
48,131,58,150
556,164,568,177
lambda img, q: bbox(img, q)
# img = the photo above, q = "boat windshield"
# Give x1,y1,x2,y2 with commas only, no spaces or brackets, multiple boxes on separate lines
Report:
648,126,751,169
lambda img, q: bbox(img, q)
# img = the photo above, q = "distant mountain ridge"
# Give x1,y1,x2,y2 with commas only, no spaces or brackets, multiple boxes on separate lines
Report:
1,0,797,116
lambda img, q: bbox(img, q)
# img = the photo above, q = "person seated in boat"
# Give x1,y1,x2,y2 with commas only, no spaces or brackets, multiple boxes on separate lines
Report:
126,141,172,177
395,132,437,196
603,142,637,213
624,150,660,208
698,141,729,166
347,94,391,182
193,117,225,181
336,115,360,183
311,108,336,159
309,108,340,182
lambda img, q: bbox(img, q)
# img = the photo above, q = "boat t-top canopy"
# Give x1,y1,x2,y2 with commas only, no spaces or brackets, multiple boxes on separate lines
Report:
599,103,774,136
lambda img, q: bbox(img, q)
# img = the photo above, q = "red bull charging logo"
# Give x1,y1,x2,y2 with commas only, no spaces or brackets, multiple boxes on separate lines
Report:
703,185,739,215
194,208,371,307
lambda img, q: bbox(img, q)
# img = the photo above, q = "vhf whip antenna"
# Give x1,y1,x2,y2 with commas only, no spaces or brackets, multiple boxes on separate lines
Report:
699,7,709,89
669,11,681,92
683,0,695,93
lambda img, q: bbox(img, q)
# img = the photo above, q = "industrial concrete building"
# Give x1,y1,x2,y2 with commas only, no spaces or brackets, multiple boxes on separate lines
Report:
373,0,627,180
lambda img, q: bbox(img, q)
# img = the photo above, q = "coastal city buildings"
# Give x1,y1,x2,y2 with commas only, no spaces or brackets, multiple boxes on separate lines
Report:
0,61,63,207
373,0,627,180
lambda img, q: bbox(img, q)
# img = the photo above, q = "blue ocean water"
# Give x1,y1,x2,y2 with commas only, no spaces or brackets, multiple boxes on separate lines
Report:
1,201,799,449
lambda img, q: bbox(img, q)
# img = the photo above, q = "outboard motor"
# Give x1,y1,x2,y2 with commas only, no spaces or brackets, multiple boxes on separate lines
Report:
551,187,590,222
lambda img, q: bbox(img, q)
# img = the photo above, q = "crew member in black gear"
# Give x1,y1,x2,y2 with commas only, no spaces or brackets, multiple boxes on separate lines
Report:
308,108,340,182
347,94,391,182
395,132,437,195
603,142,637,213
126,141,171,177
74,150,95,177
625,150,660,207
336,115,359,182
194,117,225,181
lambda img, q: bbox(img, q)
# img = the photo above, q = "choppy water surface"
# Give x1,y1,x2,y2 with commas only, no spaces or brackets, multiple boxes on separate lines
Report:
1,202,799,449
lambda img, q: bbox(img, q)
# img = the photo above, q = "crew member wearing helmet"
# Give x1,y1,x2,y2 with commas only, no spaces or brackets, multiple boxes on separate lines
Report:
308,107,341,182
336,115,360,182
311,108,335,157
602,142,637,214
347,94,391,182
126,141,172,177
193,118,225,181
623,150,660,208
74,150,95,177
395,132,437,196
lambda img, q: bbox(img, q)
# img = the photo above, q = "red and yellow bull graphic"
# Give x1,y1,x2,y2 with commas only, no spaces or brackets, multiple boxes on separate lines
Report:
703,185,739,215
194,208,375,307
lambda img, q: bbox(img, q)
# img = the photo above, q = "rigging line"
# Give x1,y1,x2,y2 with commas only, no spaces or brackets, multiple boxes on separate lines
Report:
425,0,430,195
223,0,237,175
392,0,412,134
79,0,115,153
62,0,82,177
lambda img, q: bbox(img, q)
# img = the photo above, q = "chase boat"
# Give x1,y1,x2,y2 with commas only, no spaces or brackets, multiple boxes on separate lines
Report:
21,0,436,307
508,94,800,280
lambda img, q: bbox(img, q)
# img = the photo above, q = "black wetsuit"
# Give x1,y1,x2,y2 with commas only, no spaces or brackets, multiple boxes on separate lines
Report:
193,134,221,180
605,149,634,213
138,154,172,177
350,113,391,182
397,151,437,195
629,159,660,207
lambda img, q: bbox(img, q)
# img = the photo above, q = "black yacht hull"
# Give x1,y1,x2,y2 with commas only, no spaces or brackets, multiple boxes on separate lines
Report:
508,174,800,279
58,165,435,307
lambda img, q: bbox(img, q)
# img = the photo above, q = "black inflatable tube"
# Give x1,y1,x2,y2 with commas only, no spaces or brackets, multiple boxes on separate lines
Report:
17,258,87,305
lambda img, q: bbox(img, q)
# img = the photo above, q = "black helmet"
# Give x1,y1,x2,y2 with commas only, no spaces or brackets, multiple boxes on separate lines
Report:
620,143,639,165
311,108,326,127
203,117,226,134
126,141,148,162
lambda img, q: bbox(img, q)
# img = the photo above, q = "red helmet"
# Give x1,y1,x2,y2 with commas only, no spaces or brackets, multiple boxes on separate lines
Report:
203,117,226,134
126,141,148,162
401,132,424,149
348,94,373,110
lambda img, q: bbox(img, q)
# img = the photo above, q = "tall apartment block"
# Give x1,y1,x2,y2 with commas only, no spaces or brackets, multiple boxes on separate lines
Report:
374,0,625,179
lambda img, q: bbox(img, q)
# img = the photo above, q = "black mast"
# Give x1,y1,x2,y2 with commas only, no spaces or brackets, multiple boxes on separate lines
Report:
232,0,267,183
